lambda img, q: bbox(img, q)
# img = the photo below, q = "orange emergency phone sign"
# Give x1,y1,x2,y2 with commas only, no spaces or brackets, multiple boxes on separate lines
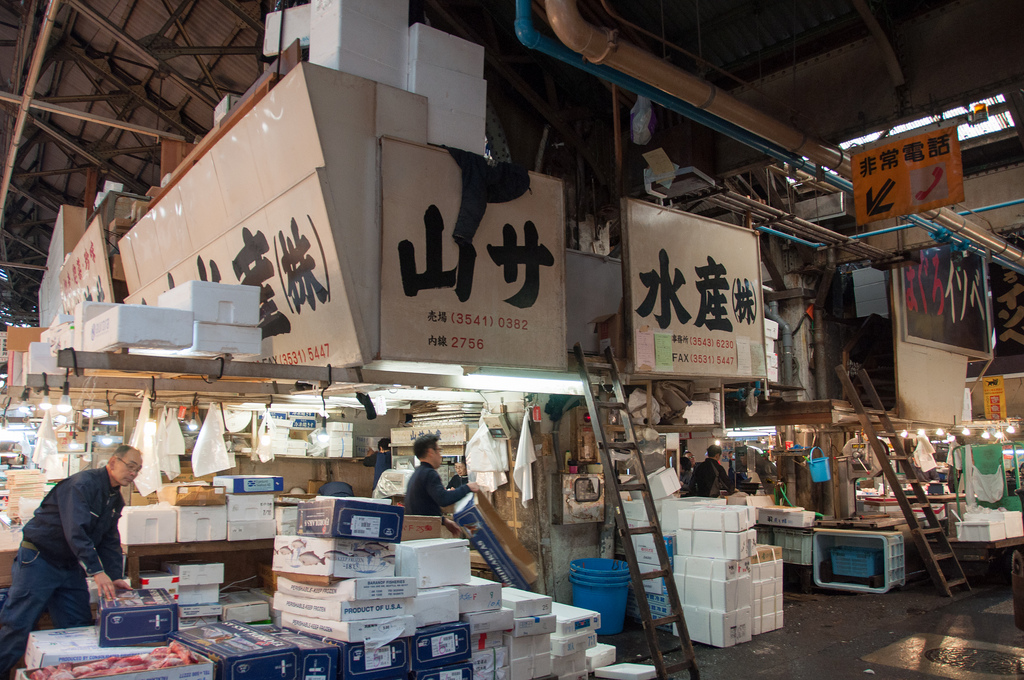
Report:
851,125,964,225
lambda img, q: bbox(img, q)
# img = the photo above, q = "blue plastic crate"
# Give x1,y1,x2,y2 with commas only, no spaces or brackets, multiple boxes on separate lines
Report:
830,546,883,578
813,529,905,593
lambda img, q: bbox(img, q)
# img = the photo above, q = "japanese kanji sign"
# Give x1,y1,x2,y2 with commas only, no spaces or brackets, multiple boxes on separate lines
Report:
982,376,1007,420
896,244,991,358
380,138,566,369
989,261,1024,357
624,199,766,378
59,218,114,314
852,125,964,224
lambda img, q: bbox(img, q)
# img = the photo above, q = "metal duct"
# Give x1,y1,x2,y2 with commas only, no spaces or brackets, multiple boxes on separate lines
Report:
765,301,794,386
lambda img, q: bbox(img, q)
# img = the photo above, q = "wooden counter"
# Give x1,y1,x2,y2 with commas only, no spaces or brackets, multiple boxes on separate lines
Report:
122,539,275,587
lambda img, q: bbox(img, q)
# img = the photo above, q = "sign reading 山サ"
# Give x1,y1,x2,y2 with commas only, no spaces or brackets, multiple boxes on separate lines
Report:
380,138,566,370
852,124,964,225
59,218,114,314
623,200,766,379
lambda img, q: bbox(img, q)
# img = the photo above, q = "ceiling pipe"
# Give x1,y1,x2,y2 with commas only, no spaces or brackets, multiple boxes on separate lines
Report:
530,0,1024,273
0,0,62,231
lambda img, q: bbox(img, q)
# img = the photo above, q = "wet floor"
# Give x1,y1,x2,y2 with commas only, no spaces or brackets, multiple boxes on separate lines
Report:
601,582,1022,679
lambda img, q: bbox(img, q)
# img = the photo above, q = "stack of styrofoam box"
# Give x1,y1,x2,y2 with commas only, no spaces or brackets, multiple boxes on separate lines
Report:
72,301,118,350
27,340,59,374
676,505,757,561
502,588,554,680
548,604,600,680
224,491,276,541
157,281,262,357
407,23,487,154
750,545,783,635
646,467,682,500
163,561,224,627
756,505,816,530
83,304,194,352
175,503,228,542
765,317,779,382
118,504,178,545
327,421,354,458
309,0,409,90
455,577,505,680
958,509,1023,541
41,312,75,355
273,573,417,635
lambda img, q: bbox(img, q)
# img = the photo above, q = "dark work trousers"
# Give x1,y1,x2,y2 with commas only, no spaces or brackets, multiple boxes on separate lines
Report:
0,545,92,675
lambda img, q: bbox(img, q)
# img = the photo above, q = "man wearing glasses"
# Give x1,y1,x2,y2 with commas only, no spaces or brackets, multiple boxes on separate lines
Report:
0,445,143,675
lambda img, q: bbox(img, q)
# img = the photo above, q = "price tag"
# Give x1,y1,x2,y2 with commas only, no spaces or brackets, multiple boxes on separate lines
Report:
365,647,392,670
431,633,457,658
350,515,381,538
440,670,463,680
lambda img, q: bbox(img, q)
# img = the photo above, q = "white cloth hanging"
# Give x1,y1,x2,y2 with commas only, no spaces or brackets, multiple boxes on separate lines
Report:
156,407,184,480
972,466,1005,503
512,412,536,507
192,404,234,477
912,435,937,473
131,397,164,497
32,410,58,467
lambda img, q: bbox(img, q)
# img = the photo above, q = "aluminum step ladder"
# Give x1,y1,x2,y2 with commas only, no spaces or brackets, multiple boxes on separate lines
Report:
573,343,699,679
835,365,969,597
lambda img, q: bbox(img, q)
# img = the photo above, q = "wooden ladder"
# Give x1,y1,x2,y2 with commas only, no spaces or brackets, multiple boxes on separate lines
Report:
834,365,969,597
573,343,699,679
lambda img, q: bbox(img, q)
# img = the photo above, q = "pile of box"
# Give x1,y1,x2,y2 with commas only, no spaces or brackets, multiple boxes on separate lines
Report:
957,509,1024,541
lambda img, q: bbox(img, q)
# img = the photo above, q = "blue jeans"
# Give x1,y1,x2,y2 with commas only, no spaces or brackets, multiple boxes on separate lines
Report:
0,546,92,675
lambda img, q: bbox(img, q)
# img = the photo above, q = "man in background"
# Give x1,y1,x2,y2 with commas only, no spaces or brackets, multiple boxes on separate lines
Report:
406,435,478,517
692,444,735,498
447,461,468,489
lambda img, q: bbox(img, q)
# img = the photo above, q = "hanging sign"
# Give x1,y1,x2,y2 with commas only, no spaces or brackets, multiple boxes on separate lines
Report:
623,199,766,379
59,218,114,314
379,138,566,370
982,376,1007,420
989,260,1024,357
852,125,964,224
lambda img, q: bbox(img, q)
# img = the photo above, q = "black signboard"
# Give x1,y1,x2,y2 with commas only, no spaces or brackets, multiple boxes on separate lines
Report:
990,261,1024,357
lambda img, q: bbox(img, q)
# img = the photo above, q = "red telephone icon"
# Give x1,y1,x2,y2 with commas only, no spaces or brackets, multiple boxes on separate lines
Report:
915,166,944,201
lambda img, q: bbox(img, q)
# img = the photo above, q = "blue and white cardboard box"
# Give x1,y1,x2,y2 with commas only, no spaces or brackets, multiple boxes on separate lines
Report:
411,661,474,680
453,495,536,590
268,631,339,680
410,622,472,671
213,475,284,493
25,626,158,668
336,639,409,680
172,621,300,680
98,588,178,647
297,498,404,542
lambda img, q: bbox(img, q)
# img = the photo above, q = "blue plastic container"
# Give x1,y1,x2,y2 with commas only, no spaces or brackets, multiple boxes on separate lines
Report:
809,456,831,483
830,546,883,577
569,559,630,635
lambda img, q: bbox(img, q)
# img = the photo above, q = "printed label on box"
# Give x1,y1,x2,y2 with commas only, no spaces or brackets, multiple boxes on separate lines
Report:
365,647,392,670
352,516,382,538
433,633,457,657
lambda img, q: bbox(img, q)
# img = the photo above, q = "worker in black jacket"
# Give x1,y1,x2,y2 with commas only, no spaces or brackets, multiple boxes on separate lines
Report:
692,444,735,498
405,434,478,518
0,445,142,676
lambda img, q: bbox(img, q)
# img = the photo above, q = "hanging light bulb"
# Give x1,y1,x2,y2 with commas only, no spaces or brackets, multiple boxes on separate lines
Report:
57,381,72,413
996,430,1005,439
714,439,721,446
38,384,52,411
917,428,926,437
17,386,32,414
315,414,330,445
982,430,991,439
935,428,944,436
1008,424,1016,434
259,409,273,446
900,430,908,438
100,434,114,446
962,426,971,435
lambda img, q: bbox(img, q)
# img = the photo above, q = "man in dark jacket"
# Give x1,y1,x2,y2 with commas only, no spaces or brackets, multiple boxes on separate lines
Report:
0,445,142,676
692,444,735,498
405,435,478,517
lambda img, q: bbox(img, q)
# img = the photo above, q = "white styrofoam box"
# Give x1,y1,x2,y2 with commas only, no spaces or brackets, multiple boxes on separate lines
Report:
957,521,1007,541
534,654,552,679
757,506,816,528
594,664,658,680
679,574,711,610
179,583,220,606
687,506,756,533
427,106,486,155
691,529,755,560
176,505,228,542
1006,511,1024,538
407,60,487,118
275,506,298,535
501,588,552,617
137,572,179,601
281,612,416,643
213,94,239,126
180,615,222,629
396,538,471,588
273,535,396,578
551,650,586,676
28,341,58,374
709,607,751,648
764,317,779,340
458,576,503,613
187,321,262,356
158,281,259,326
761,609,776,632
508,657,531,680
557,671,586,680
273,591,410,622
680,606,711,646
475,632,507,651
549,630,597,657
622,500,648,522
471,647,509,675
658,498,721,532
462,607,515,635
679,556,751,581
226,493,274,522
647,467,681,500
263,3,311,56
84,305,193,351
276,575,416,601
72,301,119,349
586,644,616,672
551,602,600,637
675,529,693,557
408,23,484,79
511,613,556,637
162,561,223,586
24,627,160,668
309,0,408,90
410,586,460,627
220,591,271,623
767,362,779,382
119,505,177,545
179,603,222,619
503,632,548,660
228,519,276,541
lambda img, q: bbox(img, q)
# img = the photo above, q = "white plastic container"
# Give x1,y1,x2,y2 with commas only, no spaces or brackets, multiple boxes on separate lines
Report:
84,305,193,351
187,321,262,356
158,281,260,326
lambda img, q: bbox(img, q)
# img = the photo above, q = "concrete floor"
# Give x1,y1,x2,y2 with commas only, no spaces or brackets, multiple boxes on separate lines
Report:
602,581,1022,679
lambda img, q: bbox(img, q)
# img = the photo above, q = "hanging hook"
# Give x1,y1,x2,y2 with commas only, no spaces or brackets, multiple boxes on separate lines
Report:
150,376,156,402
68,347,80,377
202,357,226,384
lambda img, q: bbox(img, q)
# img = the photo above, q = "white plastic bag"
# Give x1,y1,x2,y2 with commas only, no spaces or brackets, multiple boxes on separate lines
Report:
253,409,276,463
512,412,536,507
131,397,164,497
466,416,507,492
156,407,184,480
630,96,655,145
192,403,233,478
32,410,58,466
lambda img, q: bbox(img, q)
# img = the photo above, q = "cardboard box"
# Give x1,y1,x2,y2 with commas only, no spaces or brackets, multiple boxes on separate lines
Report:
277,575,417,601
273,536,396,578
7,327,43,353
172,621,300,680
119,505,177,545
220,591,271,623
157,484,226,506
176,505,227,542
137,571,179,594
213,475,285,493
412,661,474,680
162,562,224,586
158,281,260,326
297,497,404,542
335,639,410,680
18,657,213,680
510,614,556,637
409,622,472,671
457,577,502,613
179,603,223,618
276,506,299,535
500,588,551,617
551,603,600,637
411,587,460,627
460,607,514,635
98,588,178,647
179,584,220,606
273,592,410,622
453,495,537,590
84,305,193,351
267,631,339,680
25,627,158,668
396,538,471,589
281,612,416,644
756,506,815,528
226,493,275,522
403,514,445,540
228,519,276,541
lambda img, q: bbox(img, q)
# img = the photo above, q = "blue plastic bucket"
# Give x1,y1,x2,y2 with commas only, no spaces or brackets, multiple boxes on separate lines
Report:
569,572,628,634
569,558,631,576
809,456,831,483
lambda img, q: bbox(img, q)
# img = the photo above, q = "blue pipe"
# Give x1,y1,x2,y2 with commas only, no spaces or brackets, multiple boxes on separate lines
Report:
755,226,822,248
848,223,915,240
957,197,1024,215
513,1,1024,275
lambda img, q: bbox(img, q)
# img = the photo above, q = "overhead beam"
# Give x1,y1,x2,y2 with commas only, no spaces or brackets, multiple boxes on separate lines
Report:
850,0,905,87
214,0,263,35
0,260,46,270
14,165,91,179
0,89,188,140
27,114,148,192
148,44,262,58
1005,90,1024,155
41,91,132,104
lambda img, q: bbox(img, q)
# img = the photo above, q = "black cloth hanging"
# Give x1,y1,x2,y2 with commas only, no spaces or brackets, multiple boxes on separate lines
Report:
445,146,531,245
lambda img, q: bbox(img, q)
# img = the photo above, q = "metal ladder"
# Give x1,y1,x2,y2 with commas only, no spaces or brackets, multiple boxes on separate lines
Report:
835,365,969,597
573,343,699,680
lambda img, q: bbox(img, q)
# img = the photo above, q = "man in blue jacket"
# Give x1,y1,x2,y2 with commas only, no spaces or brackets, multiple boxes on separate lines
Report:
0,445,142,675
405,434,478,518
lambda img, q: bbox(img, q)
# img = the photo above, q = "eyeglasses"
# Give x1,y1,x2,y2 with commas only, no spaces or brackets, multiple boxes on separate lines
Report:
116,457,142,474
